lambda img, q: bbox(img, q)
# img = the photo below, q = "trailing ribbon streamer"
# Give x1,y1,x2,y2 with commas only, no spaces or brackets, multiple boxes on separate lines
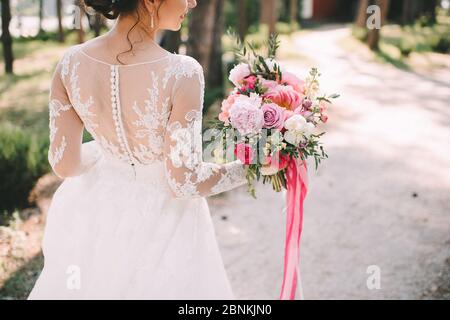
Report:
279,156,308,300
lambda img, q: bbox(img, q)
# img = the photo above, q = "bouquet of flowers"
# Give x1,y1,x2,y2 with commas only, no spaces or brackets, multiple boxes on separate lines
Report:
208,31,339,300
210,32,338,198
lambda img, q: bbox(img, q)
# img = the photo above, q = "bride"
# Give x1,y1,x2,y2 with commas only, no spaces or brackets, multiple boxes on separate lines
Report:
28,0,248,300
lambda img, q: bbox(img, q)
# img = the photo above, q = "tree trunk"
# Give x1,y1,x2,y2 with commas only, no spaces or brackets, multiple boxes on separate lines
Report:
76,0,85,43
187,0,217,78
367,0,389,51
237,0,247,41
423,0,437,24
355,0,369,27
160,31,181,54
1,0,14,74
56,0,65,42
208,0,225,92
38,0,44,33
290,0,298,26
260,0,278,37
401,0,414,25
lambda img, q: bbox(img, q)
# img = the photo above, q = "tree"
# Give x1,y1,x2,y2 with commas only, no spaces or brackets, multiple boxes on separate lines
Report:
75,0,85,43
237,0,248,41
259,0,278,38
187,0,217,79
290,0,298,26
1,0,14,74
367,0,390,51
208,0,225,92
355,0,369,28
402,0,438,26
424,0,437,24
56,0,65,42
38,0,44,33
160,31,181,54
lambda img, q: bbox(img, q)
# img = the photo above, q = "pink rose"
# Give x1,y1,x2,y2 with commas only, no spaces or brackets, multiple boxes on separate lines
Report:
264,85,303,111
234,143,255,165
229,63,251,87
261,103,285,129
319,101,328,113
320,114,329,123
243,75,257,90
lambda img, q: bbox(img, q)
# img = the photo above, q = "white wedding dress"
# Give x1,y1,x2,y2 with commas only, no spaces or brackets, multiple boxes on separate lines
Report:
28,44,247,300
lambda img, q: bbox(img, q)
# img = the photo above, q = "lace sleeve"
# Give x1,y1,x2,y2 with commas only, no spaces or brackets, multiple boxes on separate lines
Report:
48,51,100,179
163,57,247,199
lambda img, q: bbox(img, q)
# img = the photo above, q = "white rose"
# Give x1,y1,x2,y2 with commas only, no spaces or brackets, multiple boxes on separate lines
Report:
303,122,315,137
284,130,306,146
284,114,307,131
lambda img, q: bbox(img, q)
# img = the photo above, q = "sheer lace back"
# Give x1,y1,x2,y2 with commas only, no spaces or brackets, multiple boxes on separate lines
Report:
48,44,247,199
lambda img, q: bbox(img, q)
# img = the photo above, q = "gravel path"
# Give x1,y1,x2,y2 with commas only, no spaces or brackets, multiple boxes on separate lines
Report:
209,25,450,300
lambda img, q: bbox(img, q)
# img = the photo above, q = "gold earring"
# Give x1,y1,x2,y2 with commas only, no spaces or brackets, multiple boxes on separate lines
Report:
150,12,155,28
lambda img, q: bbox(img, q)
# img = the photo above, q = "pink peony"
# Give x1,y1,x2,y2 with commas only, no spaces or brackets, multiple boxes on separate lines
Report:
281,71,305,94
229,93,264,135
264,84,303,111
259,77,279,91
261,103,285,129
229,63,251,87
219,93,238,125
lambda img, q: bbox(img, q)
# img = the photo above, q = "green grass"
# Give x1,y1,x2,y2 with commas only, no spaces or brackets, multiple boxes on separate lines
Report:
350,14,450,71
0,253,43,300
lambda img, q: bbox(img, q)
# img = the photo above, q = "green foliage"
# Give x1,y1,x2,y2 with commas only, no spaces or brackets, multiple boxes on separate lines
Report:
352,26,368,42
224,0,261,32
0,122,50,216
353,9,450,56
431,35,450,53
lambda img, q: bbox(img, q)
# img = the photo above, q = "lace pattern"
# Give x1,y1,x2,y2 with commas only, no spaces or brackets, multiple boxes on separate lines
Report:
132,70,171,163
163,57,247,198
48,46,247,197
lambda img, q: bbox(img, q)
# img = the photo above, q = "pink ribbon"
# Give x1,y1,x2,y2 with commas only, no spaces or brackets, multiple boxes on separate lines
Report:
279,156,308,300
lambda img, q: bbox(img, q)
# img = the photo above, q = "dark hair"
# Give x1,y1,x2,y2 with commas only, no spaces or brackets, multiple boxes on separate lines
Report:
84,0,139,20
83,0,165,64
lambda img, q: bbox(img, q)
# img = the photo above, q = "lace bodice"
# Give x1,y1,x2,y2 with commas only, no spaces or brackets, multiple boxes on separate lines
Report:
48,44,247,199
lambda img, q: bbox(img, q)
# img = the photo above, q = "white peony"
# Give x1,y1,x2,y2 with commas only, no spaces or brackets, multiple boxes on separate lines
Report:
303,122,315,137
284,114,307,131
284,130,306,146
284,116,316,146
